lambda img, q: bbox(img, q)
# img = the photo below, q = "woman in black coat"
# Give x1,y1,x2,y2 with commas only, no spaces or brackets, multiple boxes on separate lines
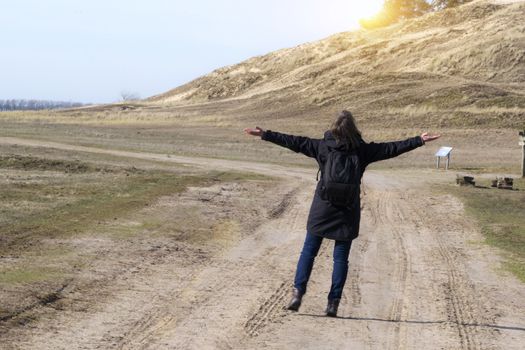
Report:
244,110,440,317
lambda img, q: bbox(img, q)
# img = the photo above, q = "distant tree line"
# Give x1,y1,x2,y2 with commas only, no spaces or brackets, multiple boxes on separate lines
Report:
360,0,473,29
0,99,87,111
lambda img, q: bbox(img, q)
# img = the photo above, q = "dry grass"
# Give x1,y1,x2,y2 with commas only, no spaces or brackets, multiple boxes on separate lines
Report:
445,177,525,282
140,1,524,132
1,108,523,173
0,146,279,321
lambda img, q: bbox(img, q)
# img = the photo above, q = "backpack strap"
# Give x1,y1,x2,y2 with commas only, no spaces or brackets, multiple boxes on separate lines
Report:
316,143,331,182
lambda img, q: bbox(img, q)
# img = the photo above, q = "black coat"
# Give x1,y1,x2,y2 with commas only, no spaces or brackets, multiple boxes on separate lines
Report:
261,130,424,241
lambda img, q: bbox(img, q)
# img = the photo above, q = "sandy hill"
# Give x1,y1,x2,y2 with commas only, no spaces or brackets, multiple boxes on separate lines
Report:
146,0,524,129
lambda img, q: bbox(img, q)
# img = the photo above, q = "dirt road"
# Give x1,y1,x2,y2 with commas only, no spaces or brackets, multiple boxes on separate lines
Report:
1,137,524,350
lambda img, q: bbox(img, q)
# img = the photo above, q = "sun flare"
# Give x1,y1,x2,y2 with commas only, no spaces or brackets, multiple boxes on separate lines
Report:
344,0,385,28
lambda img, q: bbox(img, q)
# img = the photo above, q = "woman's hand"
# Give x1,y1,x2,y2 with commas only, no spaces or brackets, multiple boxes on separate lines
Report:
421,132,441,143
244,126,265,137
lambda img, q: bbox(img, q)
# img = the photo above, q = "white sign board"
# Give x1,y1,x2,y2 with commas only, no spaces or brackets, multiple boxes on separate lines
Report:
435,147,453,157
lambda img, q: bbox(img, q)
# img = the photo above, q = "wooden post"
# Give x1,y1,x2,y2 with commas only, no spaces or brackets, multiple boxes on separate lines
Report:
519,130,525,177
446,154,450,170
520,141,525,178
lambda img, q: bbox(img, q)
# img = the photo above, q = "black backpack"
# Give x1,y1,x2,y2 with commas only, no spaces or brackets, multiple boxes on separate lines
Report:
318,145,361,207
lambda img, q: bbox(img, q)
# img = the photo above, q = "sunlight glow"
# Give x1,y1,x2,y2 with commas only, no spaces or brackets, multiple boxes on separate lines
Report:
341,0,385,29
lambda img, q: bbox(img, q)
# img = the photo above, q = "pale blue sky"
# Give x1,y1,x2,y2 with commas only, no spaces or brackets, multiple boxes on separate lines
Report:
0,0,383,103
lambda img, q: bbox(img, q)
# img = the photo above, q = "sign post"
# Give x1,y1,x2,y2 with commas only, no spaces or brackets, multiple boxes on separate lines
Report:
518,130,525,177
435,146,453,170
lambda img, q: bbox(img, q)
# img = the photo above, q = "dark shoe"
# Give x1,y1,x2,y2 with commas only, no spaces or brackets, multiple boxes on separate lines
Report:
286,288,303,311
325,298,340,317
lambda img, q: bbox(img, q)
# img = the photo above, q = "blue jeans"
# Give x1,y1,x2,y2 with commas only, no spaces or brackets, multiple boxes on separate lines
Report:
293,232,352,300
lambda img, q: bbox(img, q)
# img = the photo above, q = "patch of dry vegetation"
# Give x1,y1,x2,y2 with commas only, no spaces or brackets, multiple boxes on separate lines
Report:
446,177,525,282
0,148,278,324
141,1,524,130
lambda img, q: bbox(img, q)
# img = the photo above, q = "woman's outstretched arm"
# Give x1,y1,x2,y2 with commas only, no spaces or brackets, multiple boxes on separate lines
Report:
244,127,321,159
361,132,441,167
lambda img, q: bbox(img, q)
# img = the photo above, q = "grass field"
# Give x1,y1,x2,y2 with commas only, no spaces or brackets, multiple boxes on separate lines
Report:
0,105,524,328
444,177,525,282
0,143,278,321
0,110,522,172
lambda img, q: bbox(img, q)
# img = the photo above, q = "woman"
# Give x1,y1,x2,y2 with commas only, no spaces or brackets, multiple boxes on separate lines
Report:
244,110,440,317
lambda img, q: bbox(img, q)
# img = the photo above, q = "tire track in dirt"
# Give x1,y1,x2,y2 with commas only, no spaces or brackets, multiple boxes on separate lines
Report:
346,236,368,308
114,262,243,350
244,282,289,337
111,245,269,349
376,190,411,350
112,242,274,349
243,185,321,338
113,182,311,349
396,192,485,349
267,188,300,219
437,241,481,350
407,200,486,350
343,184,370,310
327,177,412,349
2,138,523,349
395,180,501,350
115,313,177,350
362,175,488,350
0,281,70,323
0,136,313,350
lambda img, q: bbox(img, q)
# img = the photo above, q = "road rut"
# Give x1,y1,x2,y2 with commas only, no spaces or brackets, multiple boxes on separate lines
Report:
1,137,524,349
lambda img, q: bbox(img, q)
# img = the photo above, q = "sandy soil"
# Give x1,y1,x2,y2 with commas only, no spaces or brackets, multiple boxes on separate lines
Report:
143,0,525,133
1,137,524,350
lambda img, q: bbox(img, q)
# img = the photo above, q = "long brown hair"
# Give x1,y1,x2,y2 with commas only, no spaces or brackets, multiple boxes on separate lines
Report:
331,110,362,149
